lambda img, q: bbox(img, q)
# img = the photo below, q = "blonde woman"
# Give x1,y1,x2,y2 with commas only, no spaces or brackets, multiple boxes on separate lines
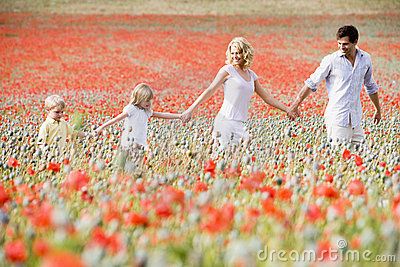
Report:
182,37,297,148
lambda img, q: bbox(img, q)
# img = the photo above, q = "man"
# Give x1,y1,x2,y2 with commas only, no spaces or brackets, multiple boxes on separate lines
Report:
290,25,381,146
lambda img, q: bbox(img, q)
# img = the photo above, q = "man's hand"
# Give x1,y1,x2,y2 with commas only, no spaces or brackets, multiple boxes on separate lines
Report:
373,110,381,124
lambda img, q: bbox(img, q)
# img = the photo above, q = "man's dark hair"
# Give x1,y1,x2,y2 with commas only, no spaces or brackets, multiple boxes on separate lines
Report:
336,25,359,43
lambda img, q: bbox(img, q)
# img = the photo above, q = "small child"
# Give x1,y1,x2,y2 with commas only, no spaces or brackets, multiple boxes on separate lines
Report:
94,83,181,173
38,95,84,152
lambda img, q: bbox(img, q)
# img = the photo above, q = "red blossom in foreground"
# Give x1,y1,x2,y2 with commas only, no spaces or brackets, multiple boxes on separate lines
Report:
348,179,365,196
316,240,332,261
314,184,339,199
47,162,61,172
306,204,325,223
204,159,216,175
155,202,173,218
90,227,124,254
201,203,235,233
42,251,85,267
0,184,10,207
4,239,27,263
342,149,351,160
7,157,19,168
353,154,363,166
125,212,149,227
27,166,36,175
239,171,266,192
261,199,286,220
63,170,90,191
276,188,293,202
28,202,53,229
393,194,400,220
194,181,208,192
33,239,50,256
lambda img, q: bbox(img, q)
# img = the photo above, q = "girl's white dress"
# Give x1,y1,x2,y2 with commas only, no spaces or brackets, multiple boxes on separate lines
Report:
120,104,153,149
213,64,258,147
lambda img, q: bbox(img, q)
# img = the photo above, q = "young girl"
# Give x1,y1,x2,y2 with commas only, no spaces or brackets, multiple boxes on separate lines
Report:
94,83,181,172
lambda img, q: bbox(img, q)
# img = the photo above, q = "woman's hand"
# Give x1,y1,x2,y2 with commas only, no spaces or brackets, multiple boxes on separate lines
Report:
181,110,193,123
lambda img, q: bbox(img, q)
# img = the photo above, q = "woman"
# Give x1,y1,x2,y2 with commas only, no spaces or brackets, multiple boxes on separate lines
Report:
181,37,297,148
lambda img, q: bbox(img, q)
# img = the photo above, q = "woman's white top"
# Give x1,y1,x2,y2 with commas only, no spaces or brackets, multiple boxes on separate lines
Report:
120,104,153,149
218,64,258,122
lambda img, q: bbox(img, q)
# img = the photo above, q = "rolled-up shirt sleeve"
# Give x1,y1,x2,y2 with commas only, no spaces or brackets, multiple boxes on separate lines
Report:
363,63,379,95
305,55,332,92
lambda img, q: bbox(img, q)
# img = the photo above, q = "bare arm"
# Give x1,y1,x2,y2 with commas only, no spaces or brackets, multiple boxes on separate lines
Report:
291,84,313,110
181,68,229,122
254,80,289,112
95,112,128,134
153,112,182,120
368,92,381,123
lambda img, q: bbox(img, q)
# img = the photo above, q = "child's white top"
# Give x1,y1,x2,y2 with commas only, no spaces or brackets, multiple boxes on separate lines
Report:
120,104,153,149
218,64,258,122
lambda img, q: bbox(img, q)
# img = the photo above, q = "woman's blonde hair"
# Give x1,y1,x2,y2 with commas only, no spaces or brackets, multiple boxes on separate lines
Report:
225,37,254,69
129,83,154,107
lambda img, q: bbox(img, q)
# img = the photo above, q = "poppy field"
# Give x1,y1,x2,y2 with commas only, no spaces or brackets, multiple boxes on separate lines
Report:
1,10,400,267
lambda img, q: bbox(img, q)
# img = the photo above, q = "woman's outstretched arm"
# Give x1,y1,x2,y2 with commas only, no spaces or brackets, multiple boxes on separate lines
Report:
181,68,229,122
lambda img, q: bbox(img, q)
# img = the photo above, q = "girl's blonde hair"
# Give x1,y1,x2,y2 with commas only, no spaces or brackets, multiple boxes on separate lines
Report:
129,83,154,107
225,37,254,69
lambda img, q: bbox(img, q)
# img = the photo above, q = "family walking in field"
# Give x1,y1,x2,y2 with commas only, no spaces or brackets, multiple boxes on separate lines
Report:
38,25,381,173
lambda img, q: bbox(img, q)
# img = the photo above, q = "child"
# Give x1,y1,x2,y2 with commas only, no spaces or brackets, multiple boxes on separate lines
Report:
94,83,181,172
37,95,84,152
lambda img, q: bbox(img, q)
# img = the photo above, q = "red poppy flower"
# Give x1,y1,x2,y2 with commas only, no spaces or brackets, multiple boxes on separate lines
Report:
314,184,339,199
342,149,351,160
276,188,293,202
348,179,365,196
0,184,10,207
29,202,53,229
42,251,85,267
353,154,363,166
27,166,36,176
194,181,208,192
155,202,173,218
7,157,19,168
201,203,235,233
33,239,50,256
260,186,276,199
4,239,27,263
161,186,185,206
204,159,216,173
63,170,90,191
47,162,61,172
125,212,149,227
261,199,286,220
306,204,324,222
325,173,334,183
316,240,331,261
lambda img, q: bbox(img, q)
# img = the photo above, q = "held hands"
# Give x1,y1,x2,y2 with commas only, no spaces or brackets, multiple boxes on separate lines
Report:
287,104,300,120
91,127,103,137
181,110,193,123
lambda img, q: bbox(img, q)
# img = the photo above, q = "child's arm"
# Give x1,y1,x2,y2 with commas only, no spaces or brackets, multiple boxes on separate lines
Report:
94,112,128,134
37,124,48,147
152,112,182,120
